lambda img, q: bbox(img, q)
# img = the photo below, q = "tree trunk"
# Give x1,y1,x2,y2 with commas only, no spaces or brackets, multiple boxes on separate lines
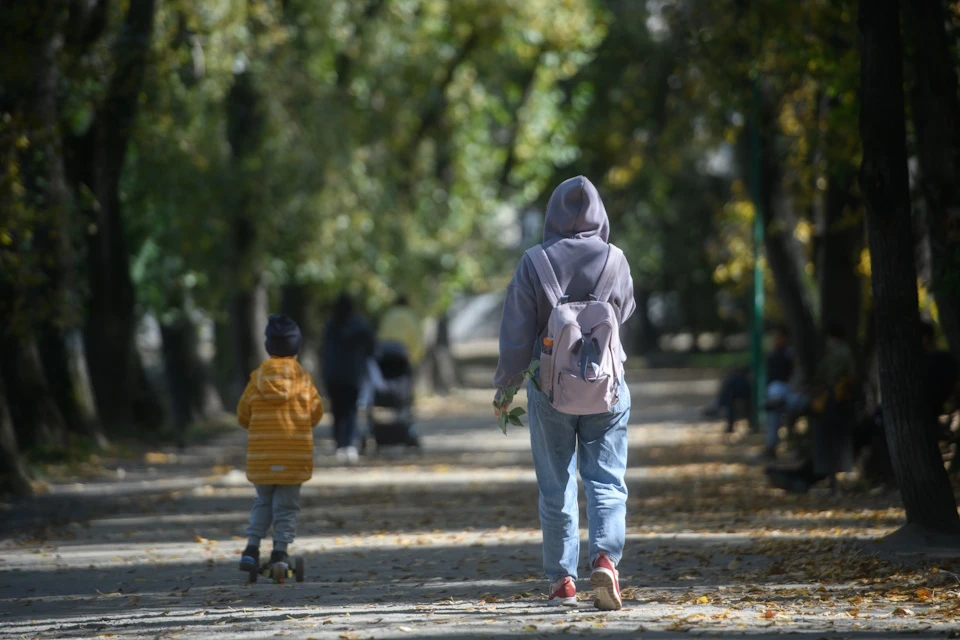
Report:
229,276,269,402
226,68,269,401
818,172,864,352
212,315,236,407
633,288,659,354
427,313,459,395
39,327,106,447
760,167,819,382
3,2,106,444
160,320,192,445
0,334,70,453
0,374,32,498
859,0,960,534
747,90,819,381
66,0,158,432
902,0,960,360
160,305,223,446
281,283,319,380
185,315,223,421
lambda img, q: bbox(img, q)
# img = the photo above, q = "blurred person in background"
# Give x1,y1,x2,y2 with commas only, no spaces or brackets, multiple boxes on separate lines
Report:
322,293,375,464
378,294,424,367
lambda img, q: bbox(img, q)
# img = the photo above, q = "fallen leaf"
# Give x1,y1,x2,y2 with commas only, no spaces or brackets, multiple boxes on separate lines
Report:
697,596,710,604
762,610,776,619
523,625,537,632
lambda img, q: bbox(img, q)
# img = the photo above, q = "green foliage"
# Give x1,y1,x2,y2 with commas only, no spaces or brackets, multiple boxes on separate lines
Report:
123,0,606,323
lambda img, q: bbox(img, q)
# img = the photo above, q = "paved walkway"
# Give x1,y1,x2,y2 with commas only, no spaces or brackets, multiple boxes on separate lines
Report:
2,372,958,639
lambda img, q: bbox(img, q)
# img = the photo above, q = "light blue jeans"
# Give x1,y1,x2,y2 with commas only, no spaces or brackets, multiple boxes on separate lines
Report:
527,380,631,581
245,484,302,543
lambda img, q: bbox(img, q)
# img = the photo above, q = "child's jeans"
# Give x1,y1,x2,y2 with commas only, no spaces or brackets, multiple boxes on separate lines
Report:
527,379,631,582
245,484,302,543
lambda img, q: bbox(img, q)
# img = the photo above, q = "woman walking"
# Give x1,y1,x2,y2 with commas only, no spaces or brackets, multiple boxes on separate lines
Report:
322,293,375,463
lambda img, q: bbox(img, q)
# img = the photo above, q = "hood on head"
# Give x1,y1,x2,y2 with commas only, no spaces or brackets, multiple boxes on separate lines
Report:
543,176,609,243
256,358,296,404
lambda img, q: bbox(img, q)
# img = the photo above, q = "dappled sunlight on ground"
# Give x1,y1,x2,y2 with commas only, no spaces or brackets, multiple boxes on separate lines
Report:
2,371,959,638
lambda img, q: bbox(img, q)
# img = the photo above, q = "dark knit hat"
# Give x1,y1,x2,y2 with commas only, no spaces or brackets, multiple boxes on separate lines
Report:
264,314,302,357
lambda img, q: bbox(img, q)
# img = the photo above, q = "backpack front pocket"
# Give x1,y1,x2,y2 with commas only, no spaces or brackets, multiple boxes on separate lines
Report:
554,371,618,416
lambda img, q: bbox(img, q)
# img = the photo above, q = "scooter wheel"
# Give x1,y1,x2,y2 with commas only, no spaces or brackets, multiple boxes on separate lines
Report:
271,564,287,583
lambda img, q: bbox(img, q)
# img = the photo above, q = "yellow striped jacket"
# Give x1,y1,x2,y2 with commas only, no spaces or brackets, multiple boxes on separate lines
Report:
237,357,323,485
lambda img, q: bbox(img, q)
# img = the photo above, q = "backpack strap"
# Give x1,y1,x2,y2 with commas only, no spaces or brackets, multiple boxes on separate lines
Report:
595,244,625,303
527,245,564,308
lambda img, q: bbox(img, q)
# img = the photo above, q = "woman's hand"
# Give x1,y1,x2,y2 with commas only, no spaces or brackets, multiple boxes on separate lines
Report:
493,397,511,420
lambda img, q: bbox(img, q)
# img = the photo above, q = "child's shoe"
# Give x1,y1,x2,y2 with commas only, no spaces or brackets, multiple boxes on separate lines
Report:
238,545,260,573
346,446,359,464
335,448,348,464
547,576,577,606
269,549,289,567
590,552,622,611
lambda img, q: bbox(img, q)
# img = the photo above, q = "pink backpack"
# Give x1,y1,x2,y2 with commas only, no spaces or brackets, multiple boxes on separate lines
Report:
527,244,626,415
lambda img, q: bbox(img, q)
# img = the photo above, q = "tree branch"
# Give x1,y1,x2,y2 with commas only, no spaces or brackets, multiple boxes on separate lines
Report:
91,0,156,179
497,51,543,200
335,0,387,90
409,29,480,151
64,0,109,55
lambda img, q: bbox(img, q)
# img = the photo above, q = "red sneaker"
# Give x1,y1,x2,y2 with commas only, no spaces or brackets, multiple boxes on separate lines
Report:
590,552,622,611
548,576,577,606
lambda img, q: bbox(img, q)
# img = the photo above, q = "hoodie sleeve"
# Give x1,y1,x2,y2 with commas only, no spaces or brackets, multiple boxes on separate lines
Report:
617,265,636,326
308,378,324,426
237,375,257,429
494,258,539,391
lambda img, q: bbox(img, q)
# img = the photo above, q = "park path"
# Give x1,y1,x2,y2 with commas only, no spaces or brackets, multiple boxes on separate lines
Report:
2,371,959,639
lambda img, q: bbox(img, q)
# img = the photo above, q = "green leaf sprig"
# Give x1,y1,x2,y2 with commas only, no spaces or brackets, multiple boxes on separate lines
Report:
495,360,541,434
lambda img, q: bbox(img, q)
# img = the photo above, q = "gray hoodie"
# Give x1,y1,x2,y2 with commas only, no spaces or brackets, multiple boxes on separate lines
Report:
494,176,636,390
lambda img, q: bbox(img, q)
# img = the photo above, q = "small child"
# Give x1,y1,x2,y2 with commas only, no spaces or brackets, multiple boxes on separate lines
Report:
237,314,323,575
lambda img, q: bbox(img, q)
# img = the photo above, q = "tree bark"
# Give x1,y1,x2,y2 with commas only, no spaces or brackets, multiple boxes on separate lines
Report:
228,282,269,403
67,0,158,432
2,1,105,442
225,69,269,402
0,334,70,453
742,85,820,380
0,373,33,498
281,283,320,380
859,0,960,534
160,301,223,446
212,315,235,406
39,327,105,446
902,0,960,360
818,172,864,353
634,288,659,354
757,139,819,382
427,313,459,395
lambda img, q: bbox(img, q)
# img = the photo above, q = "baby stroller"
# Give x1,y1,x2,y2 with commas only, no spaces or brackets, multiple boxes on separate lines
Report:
363,341,420,451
